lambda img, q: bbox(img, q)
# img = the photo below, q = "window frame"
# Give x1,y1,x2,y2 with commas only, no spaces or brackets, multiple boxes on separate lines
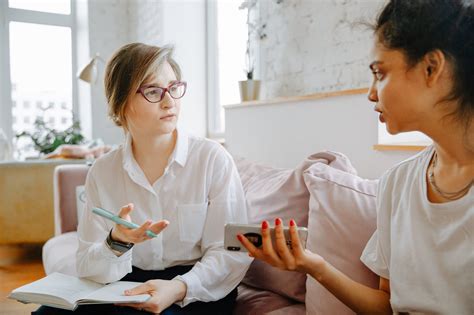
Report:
205,0,222,139
0,0,78,143
205,0,261,140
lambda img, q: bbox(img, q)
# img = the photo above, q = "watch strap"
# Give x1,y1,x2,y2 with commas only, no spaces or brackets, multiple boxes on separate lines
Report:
106,229,134,254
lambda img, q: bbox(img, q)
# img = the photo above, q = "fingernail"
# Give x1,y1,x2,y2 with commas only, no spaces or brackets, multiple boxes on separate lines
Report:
290,219,295,227
124,290,130,295
237,234,243,241
275,218,282,226
262,221,268,229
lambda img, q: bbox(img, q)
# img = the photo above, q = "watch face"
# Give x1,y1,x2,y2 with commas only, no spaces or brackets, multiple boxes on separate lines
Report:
111,240,133,253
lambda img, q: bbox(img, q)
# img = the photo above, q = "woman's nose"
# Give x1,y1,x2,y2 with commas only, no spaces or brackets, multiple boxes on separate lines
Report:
367,83,378,103
160,92,174,109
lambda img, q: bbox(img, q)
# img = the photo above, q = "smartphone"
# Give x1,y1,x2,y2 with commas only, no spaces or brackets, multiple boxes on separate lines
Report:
224,223,308,252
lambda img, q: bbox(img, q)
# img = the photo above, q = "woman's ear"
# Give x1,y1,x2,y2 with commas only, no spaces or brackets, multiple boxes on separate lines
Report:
423,49,446,87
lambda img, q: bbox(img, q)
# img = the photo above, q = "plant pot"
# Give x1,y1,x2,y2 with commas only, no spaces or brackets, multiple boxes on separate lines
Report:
239,79,261,102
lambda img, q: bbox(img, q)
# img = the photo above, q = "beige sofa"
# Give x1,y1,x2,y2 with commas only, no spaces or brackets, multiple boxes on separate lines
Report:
43,154,379,314
42,164,307,314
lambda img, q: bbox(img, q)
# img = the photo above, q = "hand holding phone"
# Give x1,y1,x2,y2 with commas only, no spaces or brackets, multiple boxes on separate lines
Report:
224,222,308,252
231,219,327,278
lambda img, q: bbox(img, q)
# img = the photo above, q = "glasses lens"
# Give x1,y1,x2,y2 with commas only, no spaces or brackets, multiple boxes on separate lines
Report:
169,82,186,99
144,87,164,102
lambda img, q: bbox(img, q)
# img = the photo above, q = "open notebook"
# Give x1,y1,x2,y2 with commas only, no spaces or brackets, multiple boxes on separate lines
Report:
9,272,150,311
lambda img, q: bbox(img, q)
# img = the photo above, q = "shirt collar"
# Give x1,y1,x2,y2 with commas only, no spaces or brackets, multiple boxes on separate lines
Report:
172,128,189,167
122,128,189,171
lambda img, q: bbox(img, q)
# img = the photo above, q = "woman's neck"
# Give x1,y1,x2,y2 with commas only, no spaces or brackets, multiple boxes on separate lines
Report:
130,130,177,164
424,118,474,168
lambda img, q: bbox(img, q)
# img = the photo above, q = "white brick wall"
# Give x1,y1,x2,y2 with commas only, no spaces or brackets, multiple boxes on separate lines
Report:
258,0,385,99
128,0,162,45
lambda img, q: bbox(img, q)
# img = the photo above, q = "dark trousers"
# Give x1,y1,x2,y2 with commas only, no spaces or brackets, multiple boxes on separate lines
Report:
33,265,237,315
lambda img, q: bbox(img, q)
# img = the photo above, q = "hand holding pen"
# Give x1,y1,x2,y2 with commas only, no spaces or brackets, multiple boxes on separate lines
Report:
94,203,169,244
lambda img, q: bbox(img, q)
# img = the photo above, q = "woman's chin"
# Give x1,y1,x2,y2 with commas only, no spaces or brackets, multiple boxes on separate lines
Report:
157,124,177,134
385,123,399,135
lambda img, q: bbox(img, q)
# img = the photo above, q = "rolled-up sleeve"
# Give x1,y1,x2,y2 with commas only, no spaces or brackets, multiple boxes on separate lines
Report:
174,148,252,306
76,167,133,284
360,173,391,279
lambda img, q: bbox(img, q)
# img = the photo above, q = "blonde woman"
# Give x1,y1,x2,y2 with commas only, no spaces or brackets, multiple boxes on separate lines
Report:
34,43,251,315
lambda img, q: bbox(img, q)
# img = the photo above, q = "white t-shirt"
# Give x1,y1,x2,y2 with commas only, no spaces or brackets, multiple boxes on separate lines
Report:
361,146,474,315
77,129,252,306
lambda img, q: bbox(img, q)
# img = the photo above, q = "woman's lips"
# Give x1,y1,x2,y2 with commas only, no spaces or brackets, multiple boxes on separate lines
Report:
374,107,384,123
160,114,175,120
379,113,385,123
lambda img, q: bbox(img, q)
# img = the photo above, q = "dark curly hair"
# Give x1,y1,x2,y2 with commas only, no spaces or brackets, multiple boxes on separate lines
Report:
375,0,474,131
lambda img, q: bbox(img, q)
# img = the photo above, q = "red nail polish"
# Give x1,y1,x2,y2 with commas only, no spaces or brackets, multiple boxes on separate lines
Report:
262,221,268,229
290,219,295,227
237,234,243,241
275,218,281,225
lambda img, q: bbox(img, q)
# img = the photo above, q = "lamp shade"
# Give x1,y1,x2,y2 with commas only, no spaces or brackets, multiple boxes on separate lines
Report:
77,54,103,83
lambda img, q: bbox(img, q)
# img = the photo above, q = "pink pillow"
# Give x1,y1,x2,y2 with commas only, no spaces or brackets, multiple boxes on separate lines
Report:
234,283,301,315
303,163,379,315
233,151,356,303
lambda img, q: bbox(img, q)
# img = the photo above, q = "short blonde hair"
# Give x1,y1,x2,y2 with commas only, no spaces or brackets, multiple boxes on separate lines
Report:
104,43,182,127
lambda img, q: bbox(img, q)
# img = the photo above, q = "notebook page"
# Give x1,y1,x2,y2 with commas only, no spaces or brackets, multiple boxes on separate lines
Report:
81,281,150,304
11,273,103,306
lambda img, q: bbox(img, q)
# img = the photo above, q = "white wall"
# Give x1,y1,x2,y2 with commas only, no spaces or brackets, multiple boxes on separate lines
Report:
225,92,417,179
161,0,207,137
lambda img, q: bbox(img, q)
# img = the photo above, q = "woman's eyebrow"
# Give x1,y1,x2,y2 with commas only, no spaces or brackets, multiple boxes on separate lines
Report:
141,80,177,88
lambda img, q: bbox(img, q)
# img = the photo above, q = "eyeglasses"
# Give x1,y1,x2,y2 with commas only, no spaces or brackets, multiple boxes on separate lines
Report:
137,81,187,103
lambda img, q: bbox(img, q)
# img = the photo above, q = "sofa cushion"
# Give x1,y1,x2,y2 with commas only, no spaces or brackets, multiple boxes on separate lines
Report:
265,304,306,315
234,283,303,315
235,151,357,228
303,163,379,315
42,231,78,276
234,151,356,303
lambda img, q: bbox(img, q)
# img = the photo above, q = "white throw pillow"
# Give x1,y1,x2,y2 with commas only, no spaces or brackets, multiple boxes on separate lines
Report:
75,185,86,225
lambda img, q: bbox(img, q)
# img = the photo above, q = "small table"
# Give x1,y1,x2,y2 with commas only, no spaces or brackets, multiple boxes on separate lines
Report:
0,159,85,244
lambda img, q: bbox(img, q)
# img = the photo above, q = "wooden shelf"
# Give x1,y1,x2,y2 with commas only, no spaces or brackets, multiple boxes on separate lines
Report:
373,144,428,151
224,88,369,109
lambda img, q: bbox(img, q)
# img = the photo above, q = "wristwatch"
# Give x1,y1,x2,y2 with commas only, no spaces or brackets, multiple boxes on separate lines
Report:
106,229,134,254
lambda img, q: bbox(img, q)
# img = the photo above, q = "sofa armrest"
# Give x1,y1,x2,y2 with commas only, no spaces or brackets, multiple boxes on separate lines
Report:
53,164,89,235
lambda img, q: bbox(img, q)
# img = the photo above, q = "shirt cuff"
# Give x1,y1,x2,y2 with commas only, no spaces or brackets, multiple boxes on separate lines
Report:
100,239,134,262
172,271,202,307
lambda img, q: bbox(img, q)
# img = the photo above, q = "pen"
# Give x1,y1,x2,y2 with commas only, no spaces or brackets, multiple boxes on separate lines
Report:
92,207,158,238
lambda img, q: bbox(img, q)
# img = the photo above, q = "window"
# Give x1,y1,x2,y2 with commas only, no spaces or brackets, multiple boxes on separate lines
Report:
207,0,248,138
0,0,77,158
9,0,71,15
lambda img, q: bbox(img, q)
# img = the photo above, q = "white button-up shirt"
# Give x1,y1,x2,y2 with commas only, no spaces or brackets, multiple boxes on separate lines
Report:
76,130,252,306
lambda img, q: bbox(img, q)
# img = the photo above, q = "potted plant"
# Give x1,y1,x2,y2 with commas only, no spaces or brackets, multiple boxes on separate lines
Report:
238,0,266,102
16,116,85,156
